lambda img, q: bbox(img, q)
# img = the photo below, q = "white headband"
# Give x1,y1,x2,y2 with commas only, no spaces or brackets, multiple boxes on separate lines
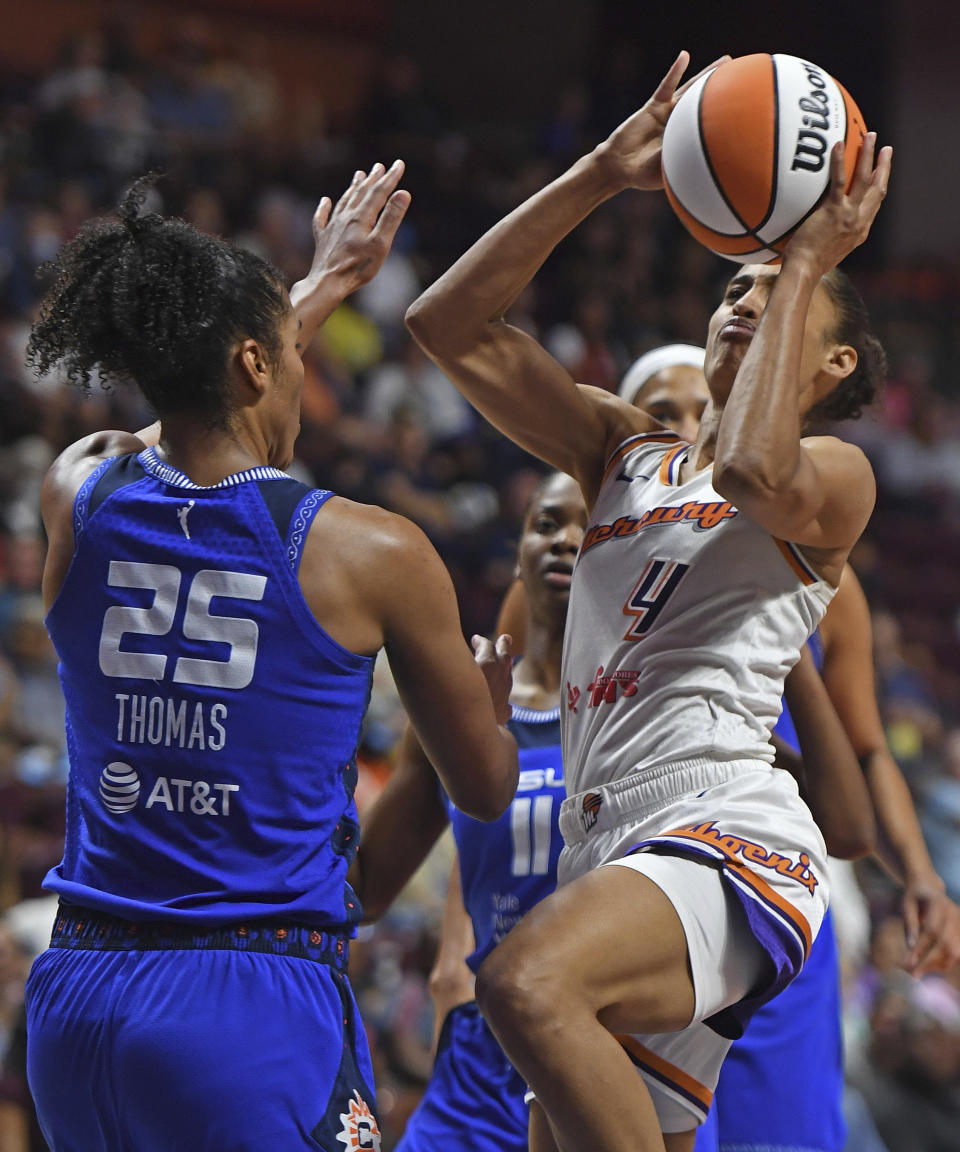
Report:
618,344,706,405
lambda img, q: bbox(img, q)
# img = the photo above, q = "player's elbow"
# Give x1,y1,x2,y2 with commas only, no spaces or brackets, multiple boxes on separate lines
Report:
823,812,877,860
713,456,783,509
405,290,481,363
446,740,518,822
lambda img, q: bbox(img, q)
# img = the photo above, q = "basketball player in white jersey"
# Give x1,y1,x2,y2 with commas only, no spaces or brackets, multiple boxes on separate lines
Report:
405,50,892,1152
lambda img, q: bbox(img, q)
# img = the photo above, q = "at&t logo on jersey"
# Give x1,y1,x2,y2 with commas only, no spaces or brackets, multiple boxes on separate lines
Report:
98,764,241,817
99,762,141,813
335,1091,381,1151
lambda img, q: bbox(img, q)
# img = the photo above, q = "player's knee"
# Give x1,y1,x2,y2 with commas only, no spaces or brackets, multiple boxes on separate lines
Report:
475,938,564,1047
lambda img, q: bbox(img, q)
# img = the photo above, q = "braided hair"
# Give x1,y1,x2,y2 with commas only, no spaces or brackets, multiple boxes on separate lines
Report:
27,177,289,429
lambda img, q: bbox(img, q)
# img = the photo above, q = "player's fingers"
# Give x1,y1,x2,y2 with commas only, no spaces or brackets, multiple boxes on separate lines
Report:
471,634,494,661
332,171,367,215
311,197,332,236
910,932,953,976
369,189,411,249
903,895,921,955
849,131,877,197
494,633,513,662
362,160,406,215
869,144,893,202
826,141,846,198
651,50,691,104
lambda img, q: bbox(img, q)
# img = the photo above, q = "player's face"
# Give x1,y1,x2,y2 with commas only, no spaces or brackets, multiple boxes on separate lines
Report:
517,473,587,613
704,265,848,410
632,365,710,443
269,306,305,469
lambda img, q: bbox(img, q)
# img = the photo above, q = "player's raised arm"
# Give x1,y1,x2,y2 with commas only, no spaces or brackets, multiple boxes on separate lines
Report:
405,54,703,501
712,136,892,564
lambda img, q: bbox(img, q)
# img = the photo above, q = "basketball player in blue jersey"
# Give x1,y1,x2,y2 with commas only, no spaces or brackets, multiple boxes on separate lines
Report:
405,49,893,1152
391,471,585,1152
23,167,519,1152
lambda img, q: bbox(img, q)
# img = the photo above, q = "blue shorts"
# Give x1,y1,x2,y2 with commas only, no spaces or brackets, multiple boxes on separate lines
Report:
396,1000,528,1152
694,910,845,1152
25,907,380,1152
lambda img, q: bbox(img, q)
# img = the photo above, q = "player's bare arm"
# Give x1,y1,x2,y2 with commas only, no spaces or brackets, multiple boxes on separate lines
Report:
781,644,875,860
348,724,450,922
428,855,478,1048
712,137,891,573
406,54,716,503
300,498,518,821
819,567,960,973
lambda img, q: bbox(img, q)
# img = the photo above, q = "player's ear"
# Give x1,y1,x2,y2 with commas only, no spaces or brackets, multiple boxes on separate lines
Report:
235,338,270,402
824,342,857,384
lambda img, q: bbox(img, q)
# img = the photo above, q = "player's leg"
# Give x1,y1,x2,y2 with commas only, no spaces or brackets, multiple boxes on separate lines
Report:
476,863,695,1152
477,854,765,1152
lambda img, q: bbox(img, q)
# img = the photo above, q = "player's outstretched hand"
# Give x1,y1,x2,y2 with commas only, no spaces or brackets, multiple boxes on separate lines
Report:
472,633,513,726
290,161,411,337
596,51,730,193
782,133,892,277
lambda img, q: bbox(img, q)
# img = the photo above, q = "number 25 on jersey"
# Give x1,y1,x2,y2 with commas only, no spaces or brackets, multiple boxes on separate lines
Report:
98,561,267,690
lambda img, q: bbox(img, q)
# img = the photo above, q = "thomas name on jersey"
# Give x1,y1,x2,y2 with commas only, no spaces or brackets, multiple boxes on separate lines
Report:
114,693,228,750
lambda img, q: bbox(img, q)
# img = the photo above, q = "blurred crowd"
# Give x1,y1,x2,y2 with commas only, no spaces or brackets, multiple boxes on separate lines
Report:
0,14,958,1151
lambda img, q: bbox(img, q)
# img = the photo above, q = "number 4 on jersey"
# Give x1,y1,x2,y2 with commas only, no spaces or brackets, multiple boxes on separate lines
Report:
622,558,690,640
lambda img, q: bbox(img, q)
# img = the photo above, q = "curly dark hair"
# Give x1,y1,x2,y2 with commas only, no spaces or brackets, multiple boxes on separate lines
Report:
807,267,887,424
26,177,289,429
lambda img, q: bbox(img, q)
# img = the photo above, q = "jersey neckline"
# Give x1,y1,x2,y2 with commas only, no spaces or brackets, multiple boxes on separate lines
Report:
510,703,562,724
139,447,289,490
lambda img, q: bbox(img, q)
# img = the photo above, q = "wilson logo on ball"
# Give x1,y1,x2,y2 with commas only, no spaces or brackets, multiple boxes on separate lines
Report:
99,762,141,813
661,53,868,263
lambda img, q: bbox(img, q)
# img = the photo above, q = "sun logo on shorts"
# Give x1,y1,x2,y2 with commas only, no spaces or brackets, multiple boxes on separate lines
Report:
580,791,603,832
335,1091,381,1151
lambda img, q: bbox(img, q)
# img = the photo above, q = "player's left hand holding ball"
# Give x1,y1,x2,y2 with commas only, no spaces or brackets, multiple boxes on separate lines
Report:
782,133,892,276
594,50,730,193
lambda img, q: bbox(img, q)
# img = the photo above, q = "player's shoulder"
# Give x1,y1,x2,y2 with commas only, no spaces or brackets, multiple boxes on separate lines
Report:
574,383,666,503
42,430,145,526
304,496,443,584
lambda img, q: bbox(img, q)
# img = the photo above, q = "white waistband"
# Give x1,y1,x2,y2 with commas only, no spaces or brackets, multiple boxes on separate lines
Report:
558,758,771,845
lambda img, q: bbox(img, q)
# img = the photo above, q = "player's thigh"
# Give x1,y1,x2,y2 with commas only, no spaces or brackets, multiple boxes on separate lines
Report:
481,860,695,1035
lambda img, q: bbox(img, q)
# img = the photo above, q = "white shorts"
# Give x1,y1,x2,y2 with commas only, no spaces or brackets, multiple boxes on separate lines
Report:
557,758,829,1131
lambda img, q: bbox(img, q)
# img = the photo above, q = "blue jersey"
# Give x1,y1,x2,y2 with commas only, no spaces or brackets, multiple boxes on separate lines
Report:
698,630,845,1152
399,702,564,1152
447,703,564,971
43,449,373,929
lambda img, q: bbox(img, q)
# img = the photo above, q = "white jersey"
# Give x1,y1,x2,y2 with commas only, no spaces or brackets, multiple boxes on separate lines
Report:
561,431,834,799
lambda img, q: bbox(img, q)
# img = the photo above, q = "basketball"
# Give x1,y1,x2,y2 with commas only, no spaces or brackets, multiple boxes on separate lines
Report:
661,53,868,263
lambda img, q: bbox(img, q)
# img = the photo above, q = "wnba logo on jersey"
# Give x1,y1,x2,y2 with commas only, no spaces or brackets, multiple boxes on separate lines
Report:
99,762,141,813
335,1091,381,1151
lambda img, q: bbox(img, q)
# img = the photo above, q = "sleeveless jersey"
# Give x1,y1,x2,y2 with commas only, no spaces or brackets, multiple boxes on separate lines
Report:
43,448,373,929
447,703,564,972
561,432,834,798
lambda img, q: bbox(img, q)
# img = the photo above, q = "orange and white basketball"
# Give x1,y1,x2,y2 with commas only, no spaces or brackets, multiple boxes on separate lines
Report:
661,53,867,263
